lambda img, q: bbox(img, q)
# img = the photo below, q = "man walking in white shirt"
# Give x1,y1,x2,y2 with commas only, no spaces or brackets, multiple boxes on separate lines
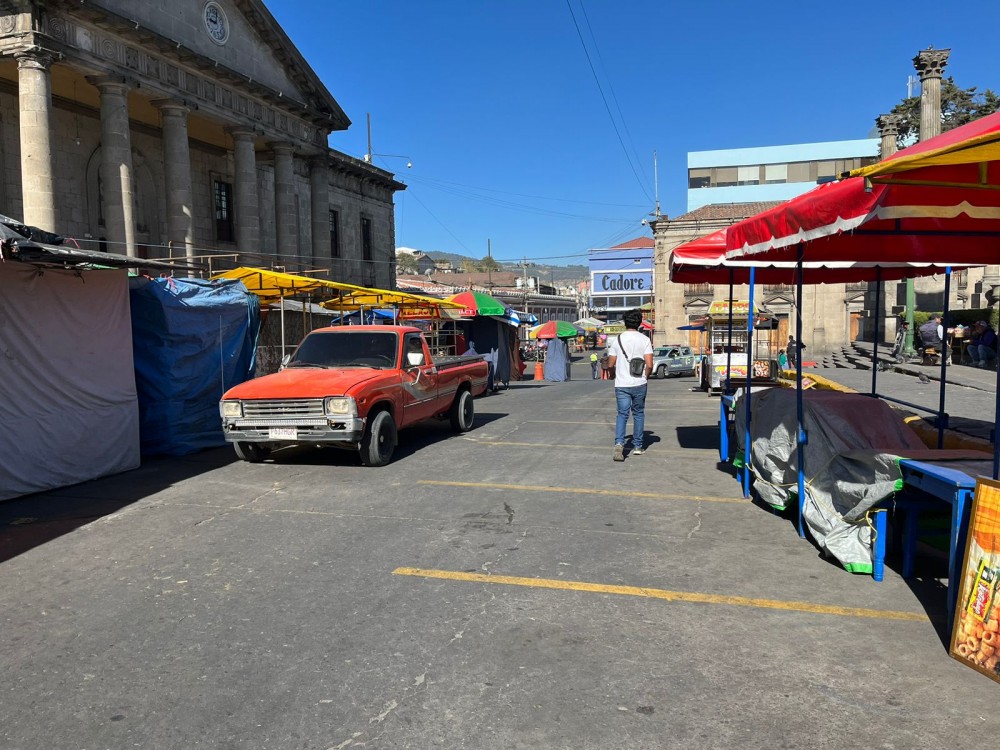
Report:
607,309,654,461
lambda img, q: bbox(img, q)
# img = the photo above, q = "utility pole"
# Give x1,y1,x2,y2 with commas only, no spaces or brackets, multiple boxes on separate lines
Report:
487,238,493,290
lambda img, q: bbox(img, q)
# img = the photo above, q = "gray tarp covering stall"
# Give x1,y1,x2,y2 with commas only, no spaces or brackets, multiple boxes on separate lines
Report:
0,263,140,500
733,388,927,573
543,338,570,381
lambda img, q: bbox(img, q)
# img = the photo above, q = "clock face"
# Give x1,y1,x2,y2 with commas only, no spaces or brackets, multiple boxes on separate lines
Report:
204,2,229,45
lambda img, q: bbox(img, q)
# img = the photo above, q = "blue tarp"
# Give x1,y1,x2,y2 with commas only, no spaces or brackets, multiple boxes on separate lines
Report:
130,277,260,455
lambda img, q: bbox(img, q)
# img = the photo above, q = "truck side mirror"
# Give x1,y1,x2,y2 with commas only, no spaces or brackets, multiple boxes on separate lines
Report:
280,354,291,369
406,351,425,367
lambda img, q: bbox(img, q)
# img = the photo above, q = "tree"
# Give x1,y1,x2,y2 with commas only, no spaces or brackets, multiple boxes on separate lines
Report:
396,253,418,275
888,76,1000,150
460,258,480,273
480,255,500,272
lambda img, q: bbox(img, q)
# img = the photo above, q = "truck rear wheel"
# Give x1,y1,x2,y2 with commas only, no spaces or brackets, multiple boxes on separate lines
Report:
234,441,270,463
449,389,474,432
361,410,396,466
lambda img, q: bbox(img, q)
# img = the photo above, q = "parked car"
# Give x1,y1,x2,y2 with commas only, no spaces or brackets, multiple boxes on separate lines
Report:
651,345,697,378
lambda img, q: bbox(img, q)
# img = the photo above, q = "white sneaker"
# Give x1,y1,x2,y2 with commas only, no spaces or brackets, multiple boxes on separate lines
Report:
632,448,645,456
613,444,625,462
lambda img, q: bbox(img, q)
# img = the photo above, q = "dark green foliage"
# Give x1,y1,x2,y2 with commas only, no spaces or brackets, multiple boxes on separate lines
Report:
887,76,1000,153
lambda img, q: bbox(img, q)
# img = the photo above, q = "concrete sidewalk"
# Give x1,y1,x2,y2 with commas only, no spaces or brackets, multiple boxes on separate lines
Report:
808,362,996,444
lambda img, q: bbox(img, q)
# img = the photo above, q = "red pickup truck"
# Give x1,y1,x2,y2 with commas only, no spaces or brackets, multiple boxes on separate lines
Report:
219,325,488,466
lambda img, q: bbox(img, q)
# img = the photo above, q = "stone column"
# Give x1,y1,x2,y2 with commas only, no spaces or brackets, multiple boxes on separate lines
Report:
914,48,950,141
271,142,296,264
155,100,194,263
229,128,259,256
309,156,330,264
873,114,903,342
89,77,136,257
16,50,56,231
876,114,901,159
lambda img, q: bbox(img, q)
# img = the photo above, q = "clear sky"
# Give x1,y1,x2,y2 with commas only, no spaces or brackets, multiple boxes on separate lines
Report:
266,1,999,265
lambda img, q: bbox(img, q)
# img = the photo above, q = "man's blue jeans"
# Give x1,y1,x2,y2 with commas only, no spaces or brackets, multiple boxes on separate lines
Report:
970,344,997,367
615,385,647,449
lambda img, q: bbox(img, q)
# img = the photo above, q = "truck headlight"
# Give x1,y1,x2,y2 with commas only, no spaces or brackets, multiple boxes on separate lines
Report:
325,397,356,416
220,400,242,418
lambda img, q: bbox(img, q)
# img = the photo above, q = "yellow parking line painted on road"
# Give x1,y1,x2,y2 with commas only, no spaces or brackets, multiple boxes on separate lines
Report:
463,439,717,455
557,405,715,412
417,479,743,504
392,567,928,622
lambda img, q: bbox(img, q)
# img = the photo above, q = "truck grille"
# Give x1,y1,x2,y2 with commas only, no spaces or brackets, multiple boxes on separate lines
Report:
242,399,325,419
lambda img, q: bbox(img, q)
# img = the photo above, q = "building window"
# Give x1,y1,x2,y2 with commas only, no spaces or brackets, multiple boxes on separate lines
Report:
688,168,711,189
817,160,836,179
329,210,340,258
714,167,737,187
786,162,811,183
361,216,372,261
764,164,788,184
214,180,234,242
737,166,760,186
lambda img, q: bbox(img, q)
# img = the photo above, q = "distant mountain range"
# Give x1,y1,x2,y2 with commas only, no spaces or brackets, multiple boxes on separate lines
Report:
418,250,588,284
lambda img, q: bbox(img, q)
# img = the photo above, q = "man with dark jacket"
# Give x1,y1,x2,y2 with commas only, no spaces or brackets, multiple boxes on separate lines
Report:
969,321,997,369
918,314,946,362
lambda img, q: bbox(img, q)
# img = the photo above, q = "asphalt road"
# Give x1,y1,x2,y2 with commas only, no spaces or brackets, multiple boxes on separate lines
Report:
2,361,998,749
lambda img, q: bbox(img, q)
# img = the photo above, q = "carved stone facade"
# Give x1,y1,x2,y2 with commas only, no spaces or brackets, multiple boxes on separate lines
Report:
0,0,404,288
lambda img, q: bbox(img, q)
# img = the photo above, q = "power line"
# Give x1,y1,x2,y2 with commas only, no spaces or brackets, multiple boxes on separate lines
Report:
565,0,654,205
405,177,639,223
402,188,475,256
406,174,648,209
578,1,651,190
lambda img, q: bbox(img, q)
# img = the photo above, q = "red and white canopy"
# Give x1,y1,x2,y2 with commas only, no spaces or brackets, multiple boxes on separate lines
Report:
670,230,965,285
725,111,1000,264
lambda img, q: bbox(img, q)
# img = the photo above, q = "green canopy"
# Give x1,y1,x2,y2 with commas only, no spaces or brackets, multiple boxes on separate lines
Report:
446,290,507,317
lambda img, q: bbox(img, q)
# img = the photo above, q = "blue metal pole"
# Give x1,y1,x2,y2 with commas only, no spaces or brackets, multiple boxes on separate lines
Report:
743,267,756,499
871,267,881,396
938,268,952,449
725,270,734,394
796,247,807,538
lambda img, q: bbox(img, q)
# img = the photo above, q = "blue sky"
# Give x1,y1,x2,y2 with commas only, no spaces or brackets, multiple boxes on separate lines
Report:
266,1,999,265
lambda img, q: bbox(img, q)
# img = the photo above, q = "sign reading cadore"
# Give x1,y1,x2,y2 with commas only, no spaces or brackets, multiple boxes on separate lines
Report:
593,271,653,292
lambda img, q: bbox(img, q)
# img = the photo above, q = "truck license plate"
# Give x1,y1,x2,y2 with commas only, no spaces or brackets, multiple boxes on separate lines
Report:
268,427,297,440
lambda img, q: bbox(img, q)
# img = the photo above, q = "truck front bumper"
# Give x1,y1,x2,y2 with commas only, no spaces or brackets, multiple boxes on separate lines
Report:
222,416,366,444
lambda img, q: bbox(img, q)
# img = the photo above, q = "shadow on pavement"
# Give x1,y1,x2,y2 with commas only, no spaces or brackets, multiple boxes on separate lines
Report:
0,447,237,565
675,425,719,450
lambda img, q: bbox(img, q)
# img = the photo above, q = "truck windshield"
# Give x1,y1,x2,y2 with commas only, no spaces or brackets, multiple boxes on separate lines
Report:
287,331,398,369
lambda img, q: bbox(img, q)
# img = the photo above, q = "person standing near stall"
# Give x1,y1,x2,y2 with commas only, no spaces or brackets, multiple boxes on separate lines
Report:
590,351,599,379
607,309,654,461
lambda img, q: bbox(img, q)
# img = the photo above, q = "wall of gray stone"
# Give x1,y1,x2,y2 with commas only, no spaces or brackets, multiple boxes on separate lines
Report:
91,0,305,101
1,87,397,287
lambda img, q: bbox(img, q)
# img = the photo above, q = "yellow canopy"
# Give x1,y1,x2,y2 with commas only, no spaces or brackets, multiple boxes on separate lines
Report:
211,267,464,318
848,130,1000,179
212,267,368,303
327,288,465,312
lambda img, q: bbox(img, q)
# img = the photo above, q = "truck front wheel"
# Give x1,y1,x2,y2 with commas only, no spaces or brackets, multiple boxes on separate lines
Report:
234,441,270,463
361,410,396,466
449,389,474,432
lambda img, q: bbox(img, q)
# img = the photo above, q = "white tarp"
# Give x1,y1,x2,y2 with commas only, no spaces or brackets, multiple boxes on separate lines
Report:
0,263,139,500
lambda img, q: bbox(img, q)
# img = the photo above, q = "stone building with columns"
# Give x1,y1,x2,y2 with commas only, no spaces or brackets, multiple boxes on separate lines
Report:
0,0,404,288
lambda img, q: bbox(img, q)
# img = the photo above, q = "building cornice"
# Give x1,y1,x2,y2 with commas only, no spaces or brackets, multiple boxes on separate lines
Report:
3,0,346,151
